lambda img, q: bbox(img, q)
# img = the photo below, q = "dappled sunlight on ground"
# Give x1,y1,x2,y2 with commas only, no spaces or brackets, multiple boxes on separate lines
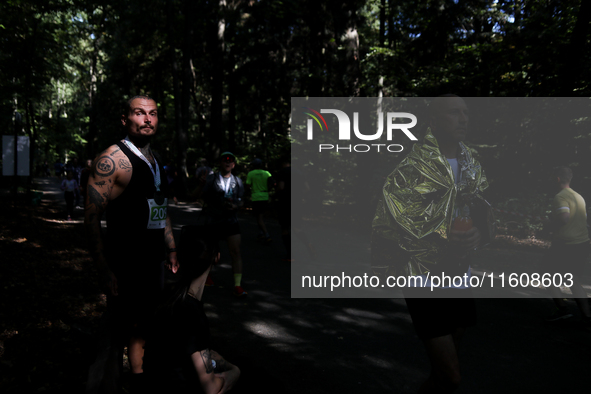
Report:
2,178,591,393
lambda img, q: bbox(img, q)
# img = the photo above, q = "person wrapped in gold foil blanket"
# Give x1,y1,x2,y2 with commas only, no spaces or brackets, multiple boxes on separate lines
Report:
371,104,494,278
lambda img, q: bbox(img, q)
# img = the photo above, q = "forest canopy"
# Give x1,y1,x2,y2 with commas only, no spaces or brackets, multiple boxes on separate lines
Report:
1,0,590,208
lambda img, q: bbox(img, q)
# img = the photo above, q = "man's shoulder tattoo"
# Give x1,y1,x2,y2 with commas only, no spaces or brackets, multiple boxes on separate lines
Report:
95,156,116,177
119,158,132,172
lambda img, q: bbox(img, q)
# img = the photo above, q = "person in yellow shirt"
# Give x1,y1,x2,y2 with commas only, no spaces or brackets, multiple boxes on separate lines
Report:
546,167,591,330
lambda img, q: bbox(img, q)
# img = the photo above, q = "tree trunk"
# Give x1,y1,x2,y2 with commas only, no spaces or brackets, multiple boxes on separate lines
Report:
86,17,98,160
209,0,226,159
166,0,184,174
228,68,236,152
26,100,37,183
377,0,386,97
388,0,395,49
560,0,591,95
344,8,361,97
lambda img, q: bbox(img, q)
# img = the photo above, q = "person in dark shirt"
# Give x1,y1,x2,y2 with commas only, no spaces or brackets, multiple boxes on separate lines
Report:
194,158,213,206
84,95,179,392
61,171,78,220
146,227,240,393
201,152,247,296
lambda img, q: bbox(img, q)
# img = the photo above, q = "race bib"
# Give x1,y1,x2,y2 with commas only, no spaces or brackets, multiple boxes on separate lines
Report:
147,198,168,229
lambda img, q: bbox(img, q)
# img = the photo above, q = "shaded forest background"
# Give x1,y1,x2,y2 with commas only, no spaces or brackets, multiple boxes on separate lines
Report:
2,0,591,227
2,2,591,392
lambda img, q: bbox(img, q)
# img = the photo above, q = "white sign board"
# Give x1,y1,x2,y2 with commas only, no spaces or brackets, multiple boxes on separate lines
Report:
2,136,30,176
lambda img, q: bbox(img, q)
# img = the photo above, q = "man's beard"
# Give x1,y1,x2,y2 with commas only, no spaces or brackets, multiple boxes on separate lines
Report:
129,129,153,148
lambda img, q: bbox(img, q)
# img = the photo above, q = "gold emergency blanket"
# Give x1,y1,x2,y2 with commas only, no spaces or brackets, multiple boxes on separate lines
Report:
371,130,490,276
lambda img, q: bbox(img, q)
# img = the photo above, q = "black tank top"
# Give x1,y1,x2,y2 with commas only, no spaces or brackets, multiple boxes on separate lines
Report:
106,141,169,259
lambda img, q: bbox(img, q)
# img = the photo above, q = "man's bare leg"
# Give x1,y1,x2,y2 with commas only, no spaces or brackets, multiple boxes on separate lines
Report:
128,335,147,393
227,234,246,295
418,329,463,394
128,336,145,374
227,234,242,275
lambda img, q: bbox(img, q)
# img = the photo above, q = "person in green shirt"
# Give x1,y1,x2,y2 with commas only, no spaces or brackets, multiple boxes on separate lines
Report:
246,158,274,243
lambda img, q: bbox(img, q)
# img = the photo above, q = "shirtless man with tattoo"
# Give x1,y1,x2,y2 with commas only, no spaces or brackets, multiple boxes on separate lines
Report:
84,95,178,391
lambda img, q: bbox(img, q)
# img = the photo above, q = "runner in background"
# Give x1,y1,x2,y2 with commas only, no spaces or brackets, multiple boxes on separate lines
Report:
545,166,591,331
194,158,213,207
201,152,247,297
372,95,492,393
61,171,78,221
246,158,274,243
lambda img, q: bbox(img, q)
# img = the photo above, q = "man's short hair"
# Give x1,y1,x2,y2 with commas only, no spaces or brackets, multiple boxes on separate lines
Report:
251,158,263,169
427,94,460,119
123,95,156,115
554,166,573,184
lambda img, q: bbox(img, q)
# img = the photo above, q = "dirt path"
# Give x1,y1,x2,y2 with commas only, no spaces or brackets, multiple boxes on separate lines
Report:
1,177,590,393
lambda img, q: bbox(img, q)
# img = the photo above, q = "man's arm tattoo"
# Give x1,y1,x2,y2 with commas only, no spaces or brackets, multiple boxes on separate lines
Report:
209,350,229,373
88,186,105,206
86,212,102,255
94,181,106,187
110,147,121,156
85,191,106,256
119,158,132,172
95,156,116,177
164,217,176,248
164,225,174,246
200,349,214,374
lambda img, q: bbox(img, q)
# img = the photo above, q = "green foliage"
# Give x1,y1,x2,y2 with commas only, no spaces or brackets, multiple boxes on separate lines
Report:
2,0,591,208
493,191,552,238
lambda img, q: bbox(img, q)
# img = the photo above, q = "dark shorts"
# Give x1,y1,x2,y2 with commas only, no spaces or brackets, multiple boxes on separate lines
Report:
544,241,589,277
252,200,269,216
403,288,477,340
109,293,159,340
108,258,165,340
